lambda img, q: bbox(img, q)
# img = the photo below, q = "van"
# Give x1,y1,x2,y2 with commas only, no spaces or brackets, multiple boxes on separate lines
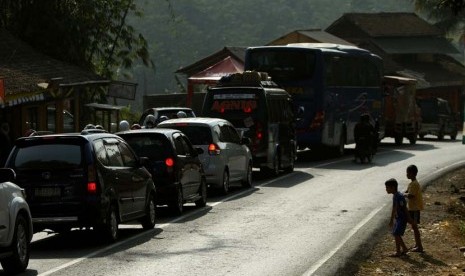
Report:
201,71,297,176
5,131,156,242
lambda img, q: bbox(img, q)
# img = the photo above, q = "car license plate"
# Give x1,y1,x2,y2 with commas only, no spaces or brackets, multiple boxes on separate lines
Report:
35,187,61,198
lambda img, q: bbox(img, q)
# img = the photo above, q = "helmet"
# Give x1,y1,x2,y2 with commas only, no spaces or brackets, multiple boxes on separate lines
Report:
145,114,156,128
119,120,130,131
177,111,187,118
131,123,141,130
95,125,104,130
84,124,96,130
159,115,169,122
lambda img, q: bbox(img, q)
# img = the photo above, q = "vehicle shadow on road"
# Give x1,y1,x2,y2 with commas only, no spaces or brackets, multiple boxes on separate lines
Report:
262,171,314,188
314,149,415,170
29,227,162,259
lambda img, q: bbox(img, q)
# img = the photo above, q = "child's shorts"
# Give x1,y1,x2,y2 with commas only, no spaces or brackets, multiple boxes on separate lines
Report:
392,219,407,236
409,211,421,224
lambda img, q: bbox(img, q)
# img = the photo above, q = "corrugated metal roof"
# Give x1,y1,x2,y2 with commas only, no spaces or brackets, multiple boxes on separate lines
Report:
296,30,354,45
372,37,459,54
176,47,246,76
0,29,108,95
336,13,442,37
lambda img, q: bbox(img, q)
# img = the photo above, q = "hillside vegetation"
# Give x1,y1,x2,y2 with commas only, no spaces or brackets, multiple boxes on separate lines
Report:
129,0,414,98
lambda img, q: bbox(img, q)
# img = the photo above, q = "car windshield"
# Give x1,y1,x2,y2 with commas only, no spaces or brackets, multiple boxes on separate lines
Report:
121,134,171,160
13,144,82,169
164,126,212,145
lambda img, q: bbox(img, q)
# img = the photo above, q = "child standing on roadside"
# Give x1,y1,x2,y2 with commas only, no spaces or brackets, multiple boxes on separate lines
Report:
404,164,424,252
385,178,409,257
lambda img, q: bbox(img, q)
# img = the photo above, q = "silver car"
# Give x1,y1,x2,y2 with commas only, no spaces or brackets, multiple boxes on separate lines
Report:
157,118,253,194
0,168,33,274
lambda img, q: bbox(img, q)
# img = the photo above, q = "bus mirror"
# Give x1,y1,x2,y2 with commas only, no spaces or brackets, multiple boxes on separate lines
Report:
295,106,304,119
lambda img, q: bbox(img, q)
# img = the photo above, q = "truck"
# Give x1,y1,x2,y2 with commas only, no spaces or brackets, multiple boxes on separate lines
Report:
417,97,458,140
382,76,421,145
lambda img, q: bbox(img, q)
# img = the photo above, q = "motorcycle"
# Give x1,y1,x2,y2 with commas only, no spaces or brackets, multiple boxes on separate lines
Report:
355,135,375,164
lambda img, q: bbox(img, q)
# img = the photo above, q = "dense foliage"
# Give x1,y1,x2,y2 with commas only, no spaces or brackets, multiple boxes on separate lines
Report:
0,0,151,80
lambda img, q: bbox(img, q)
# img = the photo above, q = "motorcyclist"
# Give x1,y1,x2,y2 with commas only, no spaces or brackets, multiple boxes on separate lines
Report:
354,113,376,162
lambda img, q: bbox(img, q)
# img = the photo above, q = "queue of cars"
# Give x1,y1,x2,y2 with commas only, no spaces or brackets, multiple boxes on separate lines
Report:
0,72,299,273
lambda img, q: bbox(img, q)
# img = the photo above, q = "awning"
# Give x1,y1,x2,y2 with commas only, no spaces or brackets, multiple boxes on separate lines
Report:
372,37,459,54
1,90,45,108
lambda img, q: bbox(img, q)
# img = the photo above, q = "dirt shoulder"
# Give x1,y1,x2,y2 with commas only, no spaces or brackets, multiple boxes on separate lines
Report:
355,167,465,275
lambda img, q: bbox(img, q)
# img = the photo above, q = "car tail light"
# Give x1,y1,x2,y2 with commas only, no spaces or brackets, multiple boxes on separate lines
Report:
165,157,174,173
208,143,221,155
87,165,98,194
310,111,325,130
165,157,174,167
87,182,97,194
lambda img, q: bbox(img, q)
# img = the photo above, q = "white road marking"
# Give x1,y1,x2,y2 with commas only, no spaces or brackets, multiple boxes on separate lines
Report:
303,205,385,276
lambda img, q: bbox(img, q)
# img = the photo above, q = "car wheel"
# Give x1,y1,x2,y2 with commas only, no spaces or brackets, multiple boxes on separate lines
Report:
241,162,253,188
141,194,156,230
221,169,230,195
0,214,30,274
98,205,119,242
451,131,457,140
394,135,403,145
409,135,417,145
438,129,444,140
169,186,184,215
195,178,207,207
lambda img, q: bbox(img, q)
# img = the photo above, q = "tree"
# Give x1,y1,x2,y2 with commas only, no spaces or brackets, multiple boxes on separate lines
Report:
0,0,153,80
413,0,465,40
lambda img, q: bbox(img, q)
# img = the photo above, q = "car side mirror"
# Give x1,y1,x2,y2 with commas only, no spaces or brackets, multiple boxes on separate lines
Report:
139,157,150,167
295,106,304,121
195,147,204,155
0,168,16,183
241,137,252,145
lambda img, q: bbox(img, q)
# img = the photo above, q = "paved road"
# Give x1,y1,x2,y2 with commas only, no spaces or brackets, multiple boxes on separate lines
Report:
7,136,465,276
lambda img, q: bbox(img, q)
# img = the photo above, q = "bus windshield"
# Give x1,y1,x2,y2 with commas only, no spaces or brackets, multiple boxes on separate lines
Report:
246,50,316,82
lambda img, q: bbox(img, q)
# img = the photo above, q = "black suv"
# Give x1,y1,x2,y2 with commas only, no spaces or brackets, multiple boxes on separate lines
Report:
117,129,207,215
4,131,156,242
417,97,458,140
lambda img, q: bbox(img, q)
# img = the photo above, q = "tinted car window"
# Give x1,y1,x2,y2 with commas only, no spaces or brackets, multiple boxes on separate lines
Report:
173,135,187,156
13,144,81,169
94,140,109,166
169,126,212,145
123,135,171,160
226,125,241,144
118,143,137,167
105,144,124,167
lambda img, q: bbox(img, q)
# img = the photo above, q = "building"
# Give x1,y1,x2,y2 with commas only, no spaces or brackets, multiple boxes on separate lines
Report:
325,12,465,115
266,29,353,46
0,29,131,139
